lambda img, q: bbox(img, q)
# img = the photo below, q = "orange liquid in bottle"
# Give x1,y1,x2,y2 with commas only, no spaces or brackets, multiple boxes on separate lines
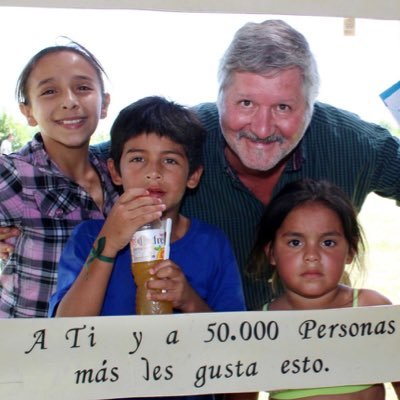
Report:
131,261,172,315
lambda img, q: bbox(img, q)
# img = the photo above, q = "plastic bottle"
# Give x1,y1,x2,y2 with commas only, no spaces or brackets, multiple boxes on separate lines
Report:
130,220,172,315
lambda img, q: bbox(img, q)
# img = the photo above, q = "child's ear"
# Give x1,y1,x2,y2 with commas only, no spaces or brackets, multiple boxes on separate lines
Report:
100,93,111,119
345,250,355,265
264,243,276,266
19,103,38,127
107,159,123,186
186,166,203,190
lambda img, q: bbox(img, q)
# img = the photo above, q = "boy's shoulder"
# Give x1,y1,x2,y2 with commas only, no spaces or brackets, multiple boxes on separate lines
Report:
72,219,105,238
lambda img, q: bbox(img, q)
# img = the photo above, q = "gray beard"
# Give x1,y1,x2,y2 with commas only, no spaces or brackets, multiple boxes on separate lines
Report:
237,131,284,145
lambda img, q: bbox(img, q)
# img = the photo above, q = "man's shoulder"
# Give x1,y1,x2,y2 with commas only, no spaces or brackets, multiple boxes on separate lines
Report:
192,102,219,128
302,103,397,164
311,102,378,132
191,102,224,150
192,101,218,114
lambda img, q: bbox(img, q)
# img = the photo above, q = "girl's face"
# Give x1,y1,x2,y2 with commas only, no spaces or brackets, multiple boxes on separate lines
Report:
108,133,202,219
266,202,354,299
19,50,109,150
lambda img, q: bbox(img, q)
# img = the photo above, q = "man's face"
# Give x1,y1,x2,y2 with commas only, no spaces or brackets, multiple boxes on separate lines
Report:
218,68,309,172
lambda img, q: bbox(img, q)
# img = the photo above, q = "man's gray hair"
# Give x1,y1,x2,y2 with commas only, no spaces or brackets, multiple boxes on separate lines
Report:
218,19,320,121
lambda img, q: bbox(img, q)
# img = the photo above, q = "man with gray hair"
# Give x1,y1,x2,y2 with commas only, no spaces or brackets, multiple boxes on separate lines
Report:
180,19,400,310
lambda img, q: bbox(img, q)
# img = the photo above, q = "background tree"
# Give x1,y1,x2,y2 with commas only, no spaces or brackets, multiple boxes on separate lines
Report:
380,121,400,138
0,111,36,151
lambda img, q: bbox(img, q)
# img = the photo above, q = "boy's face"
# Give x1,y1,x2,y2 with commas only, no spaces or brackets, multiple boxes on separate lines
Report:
109,133,202,217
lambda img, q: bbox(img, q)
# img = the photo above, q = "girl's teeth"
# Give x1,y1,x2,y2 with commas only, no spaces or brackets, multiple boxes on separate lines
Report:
63,119,81,125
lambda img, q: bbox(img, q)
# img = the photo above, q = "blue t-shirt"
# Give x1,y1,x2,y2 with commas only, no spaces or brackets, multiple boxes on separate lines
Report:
49,218,245,400
49,218,245,316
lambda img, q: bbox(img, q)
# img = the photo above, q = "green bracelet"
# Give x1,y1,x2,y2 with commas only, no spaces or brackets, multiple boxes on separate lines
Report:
92,252,115,263
86,237,115,266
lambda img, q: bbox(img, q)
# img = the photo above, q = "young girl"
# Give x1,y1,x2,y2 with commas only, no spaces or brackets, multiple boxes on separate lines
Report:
0,40,119,317
248,179,400,400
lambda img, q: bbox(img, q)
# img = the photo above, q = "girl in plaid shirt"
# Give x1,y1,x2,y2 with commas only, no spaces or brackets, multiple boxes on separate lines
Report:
0,40,118,317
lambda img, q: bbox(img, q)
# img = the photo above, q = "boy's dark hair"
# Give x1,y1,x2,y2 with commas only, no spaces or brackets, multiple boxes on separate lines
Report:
16,37,108,105
110,96,206,175
247,179,365,290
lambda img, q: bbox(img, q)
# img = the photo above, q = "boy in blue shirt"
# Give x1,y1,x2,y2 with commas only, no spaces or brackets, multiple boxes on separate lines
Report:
49,96,245,319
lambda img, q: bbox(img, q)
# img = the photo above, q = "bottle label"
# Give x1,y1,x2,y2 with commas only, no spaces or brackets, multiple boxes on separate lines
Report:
130,228,166,262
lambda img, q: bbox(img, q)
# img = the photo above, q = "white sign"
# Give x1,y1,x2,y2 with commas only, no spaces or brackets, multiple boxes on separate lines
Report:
380,80,400,125
0,306,399,399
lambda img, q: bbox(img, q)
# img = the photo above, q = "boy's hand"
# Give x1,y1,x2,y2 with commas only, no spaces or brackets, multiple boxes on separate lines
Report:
146,260,211,313
99,188,166,254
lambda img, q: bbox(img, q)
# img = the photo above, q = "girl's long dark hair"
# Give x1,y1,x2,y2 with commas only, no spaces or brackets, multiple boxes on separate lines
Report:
247,179,365,292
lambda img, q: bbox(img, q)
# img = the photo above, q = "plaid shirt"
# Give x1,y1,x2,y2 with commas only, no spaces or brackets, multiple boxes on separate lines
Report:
0,133,119,317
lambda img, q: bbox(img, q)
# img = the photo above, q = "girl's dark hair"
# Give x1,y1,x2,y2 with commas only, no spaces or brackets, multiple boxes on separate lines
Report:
247,179,365,292
110,96,206,176
16,38,108,105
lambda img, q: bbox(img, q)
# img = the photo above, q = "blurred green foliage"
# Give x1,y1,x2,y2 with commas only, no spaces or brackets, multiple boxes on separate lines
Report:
379,121,400,138
0,112,35,151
